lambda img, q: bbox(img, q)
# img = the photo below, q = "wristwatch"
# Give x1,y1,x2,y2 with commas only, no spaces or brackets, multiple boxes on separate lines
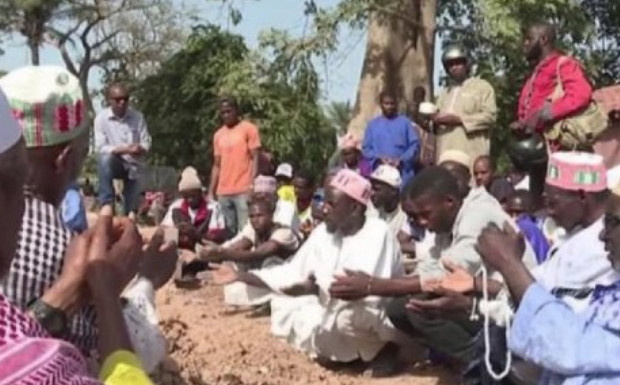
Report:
27,298,69,338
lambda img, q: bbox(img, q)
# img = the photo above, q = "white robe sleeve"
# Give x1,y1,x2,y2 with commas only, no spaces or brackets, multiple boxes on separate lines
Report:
252,224,324,292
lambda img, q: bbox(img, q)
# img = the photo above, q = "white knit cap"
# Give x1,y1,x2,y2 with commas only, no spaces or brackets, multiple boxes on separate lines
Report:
370,165,402,188
178,166,202,191
438,150,472,169
0,88,22,154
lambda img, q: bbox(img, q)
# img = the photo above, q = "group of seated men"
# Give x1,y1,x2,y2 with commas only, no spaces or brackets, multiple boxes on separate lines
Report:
162,133,620,384
2,64,619,385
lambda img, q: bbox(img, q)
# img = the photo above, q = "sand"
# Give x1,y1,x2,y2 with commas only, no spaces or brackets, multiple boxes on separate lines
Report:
151,282,457,385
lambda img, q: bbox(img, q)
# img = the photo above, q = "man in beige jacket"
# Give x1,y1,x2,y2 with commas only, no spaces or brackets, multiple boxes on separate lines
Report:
433,45,497,162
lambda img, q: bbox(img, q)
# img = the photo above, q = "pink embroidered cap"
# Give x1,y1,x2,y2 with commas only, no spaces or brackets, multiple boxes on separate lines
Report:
253,175,278,194
546,151,607,192
330,168,372,205
338,133,361,150
0,66,87,148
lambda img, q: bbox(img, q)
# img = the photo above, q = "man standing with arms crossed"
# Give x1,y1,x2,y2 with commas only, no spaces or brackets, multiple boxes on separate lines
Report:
209,97,261,235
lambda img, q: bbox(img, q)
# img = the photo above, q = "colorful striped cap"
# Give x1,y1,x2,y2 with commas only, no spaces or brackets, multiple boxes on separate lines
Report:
0,66,87,148
546,152,607,192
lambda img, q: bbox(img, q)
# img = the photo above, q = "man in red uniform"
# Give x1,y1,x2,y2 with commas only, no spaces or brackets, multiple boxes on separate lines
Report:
514,21,593,141
513,21,594,206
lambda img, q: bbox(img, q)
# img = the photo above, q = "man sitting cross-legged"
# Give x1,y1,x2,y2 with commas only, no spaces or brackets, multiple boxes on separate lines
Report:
211,169,407,377
161,166,226,249
328,166,537,371
198,198,300,315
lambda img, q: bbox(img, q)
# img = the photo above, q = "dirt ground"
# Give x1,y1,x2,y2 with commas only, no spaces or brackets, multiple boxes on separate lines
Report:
151,281,458,385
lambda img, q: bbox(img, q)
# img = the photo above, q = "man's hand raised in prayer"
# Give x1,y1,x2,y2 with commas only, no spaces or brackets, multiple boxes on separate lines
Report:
282,275,318,297
329,269,372,301
475,222,525,273
475,222,534,302
139,228,179,290
38,224,93,316
210,263,239,285
407,288,473,318
86,207,143,289
37,207,141,315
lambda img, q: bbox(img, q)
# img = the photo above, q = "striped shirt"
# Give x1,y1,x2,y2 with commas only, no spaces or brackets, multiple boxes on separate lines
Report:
0,196,98,354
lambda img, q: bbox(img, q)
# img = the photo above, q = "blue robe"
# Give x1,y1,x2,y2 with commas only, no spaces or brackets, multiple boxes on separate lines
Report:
510,282,620,384
362,115,420,186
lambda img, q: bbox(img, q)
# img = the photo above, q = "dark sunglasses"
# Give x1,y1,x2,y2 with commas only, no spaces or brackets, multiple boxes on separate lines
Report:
112,96,129,102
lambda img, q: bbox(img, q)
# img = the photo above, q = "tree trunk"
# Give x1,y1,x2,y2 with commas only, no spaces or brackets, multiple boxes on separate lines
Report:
28,41,40,65
347,0,437,139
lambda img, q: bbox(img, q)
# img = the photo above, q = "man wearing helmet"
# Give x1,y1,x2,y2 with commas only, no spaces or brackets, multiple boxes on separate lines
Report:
433,45,497,164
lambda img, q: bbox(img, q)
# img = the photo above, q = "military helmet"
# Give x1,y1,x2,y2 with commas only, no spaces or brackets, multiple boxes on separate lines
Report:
508,134,548,171
442,45,469,64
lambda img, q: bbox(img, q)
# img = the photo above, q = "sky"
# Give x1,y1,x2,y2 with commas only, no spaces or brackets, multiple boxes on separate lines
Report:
0,0,441,105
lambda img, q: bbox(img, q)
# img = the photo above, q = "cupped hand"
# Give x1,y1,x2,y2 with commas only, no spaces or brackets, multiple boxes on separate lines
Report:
329,269,371,301
107,215,144,293
438,259,475,293
282,275,318,297
406,288,472,317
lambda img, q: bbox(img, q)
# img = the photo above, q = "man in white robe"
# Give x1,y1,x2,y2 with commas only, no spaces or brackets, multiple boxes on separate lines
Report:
533,152,620,312
212,169,405,376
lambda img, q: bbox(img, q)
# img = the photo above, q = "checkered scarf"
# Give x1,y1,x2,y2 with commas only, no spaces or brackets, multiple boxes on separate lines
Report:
0,196,98,354
0,295,101,385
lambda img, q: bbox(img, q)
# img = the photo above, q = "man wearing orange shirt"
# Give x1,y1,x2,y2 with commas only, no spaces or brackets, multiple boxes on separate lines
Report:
208,97,261,234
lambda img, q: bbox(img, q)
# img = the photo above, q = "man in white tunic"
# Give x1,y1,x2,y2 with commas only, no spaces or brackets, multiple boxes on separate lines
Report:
533,152,620,311
212,169,405,376
433,45,496,162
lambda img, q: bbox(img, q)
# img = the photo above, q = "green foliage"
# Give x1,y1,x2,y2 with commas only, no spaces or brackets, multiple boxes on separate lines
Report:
133,25,334,178
324,101,353,135
0,0,65,64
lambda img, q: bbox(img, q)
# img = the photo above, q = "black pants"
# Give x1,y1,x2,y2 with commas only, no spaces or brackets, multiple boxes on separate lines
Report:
529,160,547,211
386,295,481,363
